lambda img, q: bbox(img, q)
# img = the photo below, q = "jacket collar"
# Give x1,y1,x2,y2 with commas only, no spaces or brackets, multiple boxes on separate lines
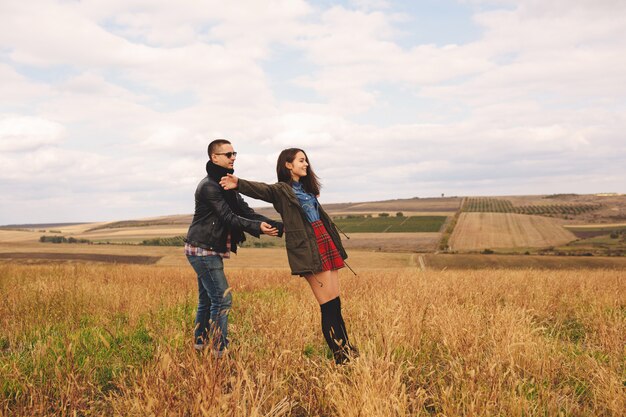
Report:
277,181,301,206
205,161,234,182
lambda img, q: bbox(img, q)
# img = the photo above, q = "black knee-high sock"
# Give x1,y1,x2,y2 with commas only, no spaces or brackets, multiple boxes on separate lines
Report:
320,297,353,363
334,297,357,355
335,297,348,342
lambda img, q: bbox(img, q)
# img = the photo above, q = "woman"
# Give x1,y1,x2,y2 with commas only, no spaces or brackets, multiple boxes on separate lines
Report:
220,148,358,364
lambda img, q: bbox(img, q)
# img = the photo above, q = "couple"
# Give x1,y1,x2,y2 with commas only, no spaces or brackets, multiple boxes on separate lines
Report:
184,139,358,364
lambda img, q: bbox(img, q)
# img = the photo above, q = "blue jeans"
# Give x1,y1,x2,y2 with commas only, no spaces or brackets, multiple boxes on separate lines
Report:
186,255,232,351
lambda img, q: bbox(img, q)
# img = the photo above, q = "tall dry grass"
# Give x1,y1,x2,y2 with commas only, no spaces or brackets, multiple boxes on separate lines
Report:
0,263,624,416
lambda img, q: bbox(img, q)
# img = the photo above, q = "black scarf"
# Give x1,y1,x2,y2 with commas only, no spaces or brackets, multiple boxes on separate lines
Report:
206,161,243,215
206,161,246,250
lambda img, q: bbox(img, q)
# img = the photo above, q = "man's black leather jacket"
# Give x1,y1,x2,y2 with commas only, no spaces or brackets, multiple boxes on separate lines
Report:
185,176,283,253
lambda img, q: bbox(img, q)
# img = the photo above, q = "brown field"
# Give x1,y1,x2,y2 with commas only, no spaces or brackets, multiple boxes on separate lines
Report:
0,225,190,245
421,253,626,270
3,240,626,271
0,243,416,270
341,232,441,252
1,261,624,416
0,252,160,265
449,213,577,252
0,241,185,266
0,230,42,243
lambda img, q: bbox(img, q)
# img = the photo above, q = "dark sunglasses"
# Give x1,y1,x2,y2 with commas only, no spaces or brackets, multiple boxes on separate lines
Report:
215,151,237,158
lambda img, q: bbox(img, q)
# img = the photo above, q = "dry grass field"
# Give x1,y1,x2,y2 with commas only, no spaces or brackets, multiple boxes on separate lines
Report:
1,260,624,416
449,213,577,252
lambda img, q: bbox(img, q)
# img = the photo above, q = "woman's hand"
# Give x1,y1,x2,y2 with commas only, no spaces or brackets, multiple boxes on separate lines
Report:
260,222,279,236
220,173,239,190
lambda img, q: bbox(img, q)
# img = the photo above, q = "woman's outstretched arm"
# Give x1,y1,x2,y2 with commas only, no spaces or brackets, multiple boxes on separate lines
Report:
220,174,280,204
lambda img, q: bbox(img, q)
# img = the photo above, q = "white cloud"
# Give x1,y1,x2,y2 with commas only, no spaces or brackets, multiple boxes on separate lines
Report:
290,7,493,112
349,0,391,10
0,64,52,104
0,115,66,152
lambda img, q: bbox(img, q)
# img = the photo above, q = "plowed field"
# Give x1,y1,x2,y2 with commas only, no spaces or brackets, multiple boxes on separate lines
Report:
449,213,576,251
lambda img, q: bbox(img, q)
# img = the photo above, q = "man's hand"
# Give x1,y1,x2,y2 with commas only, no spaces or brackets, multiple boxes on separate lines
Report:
260,222,279,237
220,173,239,190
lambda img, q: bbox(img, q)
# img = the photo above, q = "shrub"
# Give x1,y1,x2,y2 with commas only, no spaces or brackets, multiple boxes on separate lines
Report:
39,235,67,243
252,241,275,248
396,212,404,217
481,248,494,254
67,237,91,244
378,212,389,217
41,235,91,244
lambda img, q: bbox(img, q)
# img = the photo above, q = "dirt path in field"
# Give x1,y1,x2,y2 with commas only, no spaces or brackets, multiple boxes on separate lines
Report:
0,252,161,264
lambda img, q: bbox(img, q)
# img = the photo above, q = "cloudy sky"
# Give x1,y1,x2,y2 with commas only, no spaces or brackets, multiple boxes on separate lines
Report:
1,0,625,224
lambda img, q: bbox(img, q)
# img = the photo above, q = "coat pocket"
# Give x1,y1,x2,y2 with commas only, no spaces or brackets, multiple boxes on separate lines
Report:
285,229,312,272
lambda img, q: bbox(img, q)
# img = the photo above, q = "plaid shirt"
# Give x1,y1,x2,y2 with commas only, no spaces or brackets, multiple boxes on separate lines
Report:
184,234,231,258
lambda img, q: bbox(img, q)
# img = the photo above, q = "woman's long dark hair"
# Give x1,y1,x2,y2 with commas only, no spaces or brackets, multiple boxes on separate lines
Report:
276,148,321,195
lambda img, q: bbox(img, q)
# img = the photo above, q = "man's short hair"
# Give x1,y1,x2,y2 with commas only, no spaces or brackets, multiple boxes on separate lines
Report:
208,139,231,157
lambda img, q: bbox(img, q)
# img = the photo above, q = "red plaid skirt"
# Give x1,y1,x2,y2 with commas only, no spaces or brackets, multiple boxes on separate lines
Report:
311,220,344,271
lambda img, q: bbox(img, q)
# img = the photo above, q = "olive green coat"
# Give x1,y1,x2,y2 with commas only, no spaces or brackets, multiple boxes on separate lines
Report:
238,179,347,276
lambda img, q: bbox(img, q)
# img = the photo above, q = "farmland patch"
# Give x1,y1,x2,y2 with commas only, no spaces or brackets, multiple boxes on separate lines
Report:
340,232,441,252
463,197,601,217
449,213,576,251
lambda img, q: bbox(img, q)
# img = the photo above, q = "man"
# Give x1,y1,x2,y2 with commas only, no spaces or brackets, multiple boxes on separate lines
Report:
184,139,282,357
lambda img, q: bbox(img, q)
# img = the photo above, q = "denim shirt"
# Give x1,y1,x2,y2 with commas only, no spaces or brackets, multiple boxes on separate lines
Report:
292,181,320,222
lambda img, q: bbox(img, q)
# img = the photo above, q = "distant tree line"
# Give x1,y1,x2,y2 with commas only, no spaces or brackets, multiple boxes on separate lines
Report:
141,236,186,246
39,235,91,244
